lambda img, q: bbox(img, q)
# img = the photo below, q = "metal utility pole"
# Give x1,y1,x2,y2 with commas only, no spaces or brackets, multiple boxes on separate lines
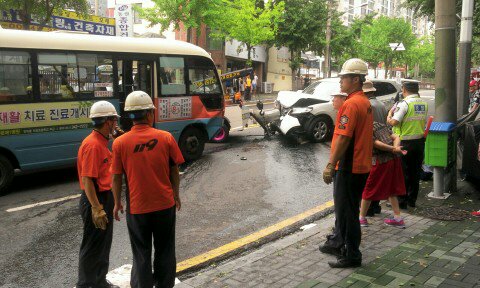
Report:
433,0,457,197
323,0,333,78
457,0,475,117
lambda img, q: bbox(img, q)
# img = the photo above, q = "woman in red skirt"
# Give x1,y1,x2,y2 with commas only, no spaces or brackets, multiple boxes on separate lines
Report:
359,122,407,228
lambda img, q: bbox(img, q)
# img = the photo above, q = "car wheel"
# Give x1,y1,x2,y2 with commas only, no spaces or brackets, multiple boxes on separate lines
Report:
308,115,333,143
179,127,206,161
211,122,230,143
0,155,14,196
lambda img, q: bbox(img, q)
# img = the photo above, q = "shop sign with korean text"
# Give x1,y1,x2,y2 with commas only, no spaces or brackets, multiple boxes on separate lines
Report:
114,4,134,37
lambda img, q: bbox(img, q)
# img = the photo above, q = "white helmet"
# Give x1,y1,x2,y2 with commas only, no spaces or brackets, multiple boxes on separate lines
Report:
124,91,155,111
338,58,368,76
90,101,119,118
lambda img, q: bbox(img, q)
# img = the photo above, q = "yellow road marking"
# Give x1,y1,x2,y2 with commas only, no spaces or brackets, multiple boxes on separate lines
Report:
177,200,334,272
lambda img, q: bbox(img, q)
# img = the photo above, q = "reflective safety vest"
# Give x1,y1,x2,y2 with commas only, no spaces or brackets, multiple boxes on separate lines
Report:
397,96,428,140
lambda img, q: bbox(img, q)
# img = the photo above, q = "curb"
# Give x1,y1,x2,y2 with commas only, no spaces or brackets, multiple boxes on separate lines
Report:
177,202,334,277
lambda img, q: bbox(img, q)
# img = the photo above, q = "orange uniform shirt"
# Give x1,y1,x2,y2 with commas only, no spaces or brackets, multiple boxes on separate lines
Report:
77,131,112,192
111,124,185,214
331,90,373,174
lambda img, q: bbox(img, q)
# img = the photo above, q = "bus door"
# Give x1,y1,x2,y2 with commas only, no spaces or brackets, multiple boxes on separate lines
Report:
116,58,155,130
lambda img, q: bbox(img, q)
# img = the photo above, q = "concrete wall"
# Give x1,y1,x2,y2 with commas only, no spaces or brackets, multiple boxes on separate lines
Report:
266,47,292,91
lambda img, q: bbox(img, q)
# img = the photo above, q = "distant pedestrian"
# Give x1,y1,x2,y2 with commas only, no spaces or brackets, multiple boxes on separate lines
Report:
387,80,428,209
244,74,252,101
252,72,258,98
469,81,479,112
239,77,245,99
320,58,373,268
76,101,121,288
359,122,407,228
363,80,388,216
112,91,184,288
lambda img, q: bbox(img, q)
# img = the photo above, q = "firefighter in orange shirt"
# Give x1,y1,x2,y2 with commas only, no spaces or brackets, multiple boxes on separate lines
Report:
112,91,184,288
77,101,120,288
320,59,373,268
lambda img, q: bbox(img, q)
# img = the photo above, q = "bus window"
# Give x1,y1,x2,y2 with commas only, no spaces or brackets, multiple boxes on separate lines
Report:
77,54,113,98
0,50,33,103
38,53,113,100
159,57,186,95
186,57,222,95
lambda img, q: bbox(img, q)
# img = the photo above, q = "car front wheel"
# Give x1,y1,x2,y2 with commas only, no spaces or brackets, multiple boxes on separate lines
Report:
307,115,333,143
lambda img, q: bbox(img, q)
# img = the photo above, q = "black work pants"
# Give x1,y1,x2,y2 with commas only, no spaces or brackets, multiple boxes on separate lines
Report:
400,138,425,204
126,206,176,288
333,171,368,261
77,191,114,288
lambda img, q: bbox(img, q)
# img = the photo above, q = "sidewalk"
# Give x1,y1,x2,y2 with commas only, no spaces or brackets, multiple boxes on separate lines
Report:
179,180,480,288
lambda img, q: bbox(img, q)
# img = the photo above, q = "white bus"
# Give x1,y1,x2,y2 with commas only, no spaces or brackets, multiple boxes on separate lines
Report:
0,29,224,194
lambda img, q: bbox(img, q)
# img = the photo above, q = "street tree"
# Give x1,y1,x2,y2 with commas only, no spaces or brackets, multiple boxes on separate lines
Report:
358,16,417,79
218,0,284,67
405,36,435,78
275,0,327,86
329,14,375,73
137,0,224,44
405,0,480,65
0,0,89,30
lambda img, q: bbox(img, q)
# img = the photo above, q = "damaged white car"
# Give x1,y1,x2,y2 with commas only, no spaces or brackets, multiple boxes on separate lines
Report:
251,78,401,142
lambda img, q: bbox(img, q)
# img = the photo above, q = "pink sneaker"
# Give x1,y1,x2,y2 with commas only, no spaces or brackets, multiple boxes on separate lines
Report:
472,211,480,217
359,218,369,227
384,218,405,229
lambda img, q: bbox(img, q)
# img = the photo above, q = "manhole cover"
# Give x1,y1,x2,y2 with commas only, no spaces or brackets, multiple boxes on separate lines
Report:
418,206,470,221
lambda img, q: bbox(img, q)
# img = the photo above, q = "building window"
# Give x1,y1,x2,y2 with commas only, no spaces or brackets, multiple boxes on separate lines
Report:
277,47,289,63
133,3,142,24
206,28,223,51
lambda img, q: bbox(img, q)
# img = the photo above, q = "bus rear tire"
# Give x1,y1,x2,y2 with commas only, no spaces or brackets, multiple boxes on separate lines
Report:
0,155,14,196
179,127,205,162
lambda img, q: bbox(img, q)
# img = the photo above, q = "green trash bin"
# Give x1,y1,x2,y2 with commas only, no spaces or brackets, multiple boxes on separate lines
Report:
424,122,456,167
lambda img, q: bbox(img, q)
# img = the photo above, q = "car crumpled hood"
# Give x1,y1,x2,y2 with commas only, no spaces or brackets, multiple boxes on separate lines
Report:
276,91,329,108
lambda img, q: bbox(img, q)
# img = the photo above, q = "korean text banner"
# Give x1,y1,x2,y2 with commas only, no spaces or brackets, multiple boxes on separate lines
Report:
0,101,94,136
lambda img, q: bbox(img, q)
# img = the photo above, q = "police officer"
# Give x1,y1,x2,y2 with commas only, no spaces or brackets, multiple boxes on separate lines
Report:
320,58,373,268
77,101,120,288
111,91,184,288
387,80,427,209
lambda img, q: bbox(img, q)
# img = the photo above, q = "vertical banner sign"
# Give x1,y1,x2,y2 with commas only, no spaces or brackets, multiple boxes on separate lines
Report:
115,4,134,37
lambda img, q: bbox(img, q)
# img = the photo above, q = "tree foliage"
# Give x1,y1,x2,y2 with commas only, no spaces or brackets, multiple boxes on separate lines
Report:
275,0,327,77
404,0,480,65
330,14,375,71
218,0,284,66
137,0,225,44
358,16,417,78
0,0,89,30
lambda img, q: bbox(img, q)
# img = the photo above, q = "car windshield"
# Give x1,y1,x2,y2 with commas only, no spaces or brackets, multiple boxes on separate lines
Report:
308,81,340,101
302,81,321,94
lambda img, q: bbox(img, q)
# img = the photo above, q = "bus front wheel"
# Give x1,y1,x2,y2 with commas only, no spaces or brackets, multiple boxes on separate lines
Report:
179,127,205,162
0,155,14,196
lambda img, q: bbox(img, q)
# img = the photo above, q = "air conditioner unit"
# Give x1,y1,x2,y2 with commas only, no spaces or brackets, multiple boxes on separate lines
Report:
262,82,274,94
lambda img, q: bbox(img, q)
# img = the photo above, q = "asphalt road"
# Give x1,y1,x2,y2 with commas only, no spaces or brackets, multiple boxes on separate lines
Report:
0,119,334,287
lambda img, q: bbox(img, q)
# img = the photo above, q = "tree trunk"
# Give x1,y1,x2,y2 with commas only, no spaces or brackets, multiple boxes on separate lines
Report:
20,1,31,31
246,44,252,68
187,27,192,43
290,50,297,90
